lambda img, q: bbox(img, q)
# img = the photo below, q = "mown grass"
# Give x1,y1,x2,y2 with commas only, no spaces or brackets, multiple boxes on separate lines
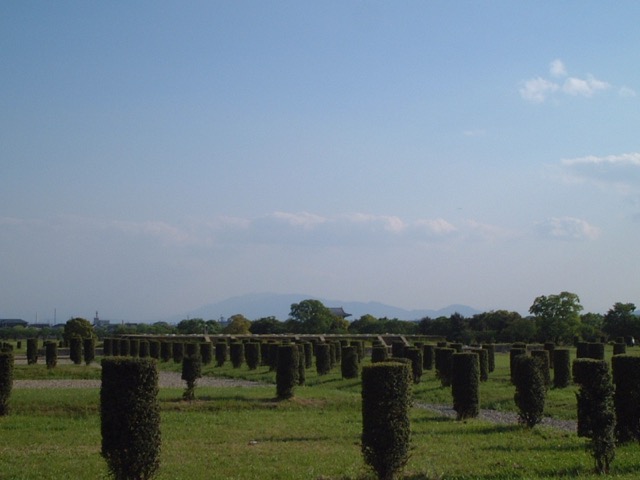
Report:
2,346,640,479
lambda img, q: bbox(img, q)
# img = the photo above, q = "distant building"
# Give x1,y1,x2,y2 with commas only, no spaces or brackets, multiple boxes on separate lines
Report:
0,319,28,328
93,311,110,328
328,307,351,319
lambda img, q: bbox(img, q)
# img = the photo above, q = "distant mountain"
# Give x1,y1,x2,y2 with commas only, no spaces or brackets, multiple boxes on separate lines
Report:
178,292,481,322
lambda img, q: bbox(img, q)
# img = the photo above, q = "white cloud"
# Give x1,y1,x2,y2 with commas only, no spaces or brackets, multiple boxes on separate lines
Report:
619,86,637,98
520,60,613,103
549,59,567,77
560,152,640,195
536,217,600,241
519,77,559,103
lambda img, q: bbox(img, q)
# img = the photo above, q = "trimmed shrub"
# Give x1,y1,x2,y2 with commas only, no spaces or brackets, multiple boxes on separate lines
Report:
451,352,479,420
245,342,261,370
513,355,546,428
103,338,113,357
101,358,161,480
588,342,605,360
172,342,184,364
297,344,306,386
509,347,527,383
391,341,405,358
315,343,331,376
69,336,83,365
160,342,172,362
449,343,463,353
611,355,640,443
302,342,313,369
45,341,57,369
267,342,280,371
475,348,489,382
184,343,198,357
26,338,38,365
111,338,120,356
200,342,213,365
482,344,495,373
435,347,455,387
328,342,338,369
512,342,527,350
119,338,130,357
403,346,423,384
83,337,96,365
553,348,571,389
276,345,299,400
371,345,388,363
181,354,202,401
544,342,555,369
139,340,150,359
149,340,160,360
215,342,228,367
229,342,244,368
423,344,435,370
341,346,359,379
0,352,14,416
572,358,616,474
361,362,411,480
130,339,140,358
613,343,626,356
576,341,589,359
531,349,551,388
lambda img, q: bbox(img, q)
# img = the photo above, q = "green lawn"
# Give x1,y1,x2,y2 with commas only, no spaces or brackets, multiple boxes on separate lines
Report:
1,346,639,479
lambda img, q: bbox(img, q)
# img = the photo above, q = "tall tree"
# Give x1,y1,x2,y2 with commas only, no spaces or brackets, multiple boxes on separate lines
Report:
63,318,95,344
289,299,334,333
222,314,251,334
602,303,638,340
529,291,582,344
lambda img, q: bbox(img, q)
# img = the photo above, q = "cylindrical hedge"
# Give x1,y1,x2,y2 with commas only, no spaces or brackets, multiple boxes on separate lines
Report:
403,346,423,384
451,352,479,420
391,341,405,358
297,344,306,386
103,338,113,357
129,339,140,358
245,342,261,370
69,336,83,365
613,343,626,356
276,345,299,400
435,347,455,387
361,362,411,480
200,342,213,365
181,354,202,401
475,348,489,382
513,354,546,428
0,352,14,416
450,343,463,353
185,343,198,357
302,342,313,369
229,342,244,368
482,344,496,373
172,342,184,364
588,343,605,360
531,349,551,388
553,348,571,388
149,340,160,360
100,358,161,480
423,344,435,371
119,338,130,357
215,342,227,367
45,341,57,369
371,345,388,363
26,338,38,365
111,338,120,356
83,337,96,365
544,342,555,369
576,341,589,359
315,343,331,376
611,355,640,443
341,346,359,379
509,348,527,384
160,342,172,362
139,340,150,359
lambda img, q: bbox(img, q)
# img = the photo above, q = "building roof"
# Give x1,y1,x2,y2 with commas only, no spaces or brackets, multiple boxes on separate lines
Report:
328,307,351,318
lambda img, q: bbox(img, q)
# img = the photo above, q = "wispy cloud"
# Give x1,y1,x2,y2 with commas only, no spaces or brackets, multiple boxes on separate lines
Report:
520,59,612,103
536,217,600,241
559,152,640,195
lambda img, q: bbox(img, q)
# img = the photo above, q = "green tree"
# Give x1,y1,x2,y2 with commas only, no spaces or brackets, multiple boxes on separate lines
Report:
249,317,285,334
63,318,95,344
222,314,251,334
176,318,206,335
602,303,638,341
579,312,604,341
529,292,583,344
289,299,334,334
348,314,383,334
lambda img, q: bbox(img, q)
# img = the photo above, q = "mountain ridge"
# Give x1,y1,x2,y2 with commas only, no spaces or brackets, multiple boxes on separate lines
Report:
174,292,481,322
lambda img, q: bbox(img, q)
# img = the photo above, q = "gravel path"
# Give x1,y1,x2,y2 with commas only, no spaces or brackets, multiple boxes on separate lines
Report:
416,402,577,432
13,371,266,390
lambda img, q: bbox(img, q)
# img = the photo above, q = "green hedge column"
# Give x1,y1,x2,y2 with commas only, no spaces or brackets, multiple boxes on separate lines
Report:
423,344,435,371
531,350,551,388
276,345,299,400
160,342,172,362
45,341,57,369
552,348,571,388
452,352,479,420
482,344,495,373
0,352,14,416
26,338,38,365
172,342,184,364
341,346,359,379
200,342,213,365
83,337,96,365
315,343,331,376
404,346,423,384
361,362,411,480
229,342,244,368
181,354,202,401
215,342,227,367
245,342,261,370
611,355,640,443
69,336,83,365
371,345,388,363
572,358,616,474
100,358,161,480
435,347,455,387
513,355,546,428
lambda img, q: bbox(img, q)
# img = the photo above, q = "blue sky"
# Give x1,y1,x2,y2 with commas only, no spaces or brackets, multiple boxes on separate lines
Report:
2,1,639,322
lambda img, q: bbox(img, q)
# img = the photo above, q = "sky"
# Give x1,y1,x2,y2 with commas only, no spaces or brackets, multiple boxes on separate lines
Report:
2,1,640,323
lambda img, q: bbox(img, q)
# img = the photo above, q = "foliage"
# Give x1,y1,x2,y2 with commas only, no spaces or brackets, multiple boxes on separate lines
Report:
552,348,571,388
423,344,434,370
513,354,546,428
181,354,202,401
435,347,454,387
172,342,184,364
69,337,83,365
63,317,95,344
361,362,411,480
340,346,359,379
451,352,480,420
199,342,213,365
530,349,551,387
403,346,423,384
276,345,299,400
83,337,96,365
249,316,286,334
288,299,335,334
45,341,57,369
26,338,38,365
229,342,245,368
315,343,331,375
371,344,388,363
222,314,251,334
611,355,640,443
0,351,13,416
176,318,206,335
482,343,495,373
101,358,161,480
602,303,638,341
215,342,228,368
245,342,261,370
160,342,172,362
529,291,583,344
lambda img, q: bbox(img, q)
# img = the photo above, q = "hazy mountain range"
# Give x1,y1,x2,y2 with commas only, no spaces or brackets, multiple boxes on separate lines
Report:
174,293,481,323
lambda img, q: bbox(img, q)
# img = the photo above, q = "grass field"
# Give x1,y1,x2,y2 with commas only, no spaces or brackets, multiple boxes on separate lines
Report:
1,345,639,479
